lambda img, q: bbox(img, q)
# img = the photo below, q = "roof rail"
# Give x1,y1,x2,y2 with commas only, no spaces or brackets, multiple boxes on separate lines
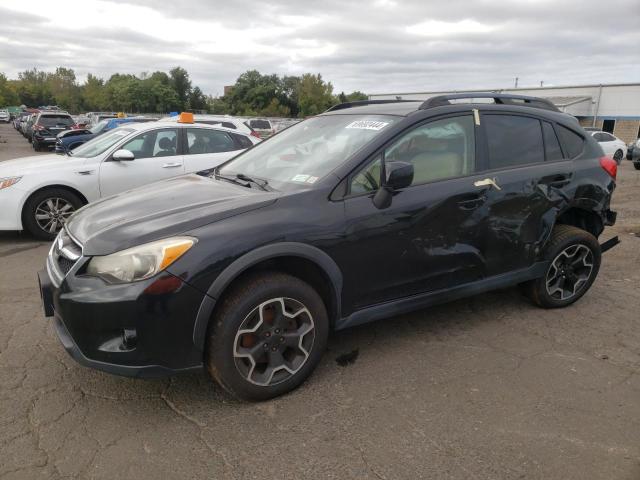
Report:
325,99,416,112
419,93,560,112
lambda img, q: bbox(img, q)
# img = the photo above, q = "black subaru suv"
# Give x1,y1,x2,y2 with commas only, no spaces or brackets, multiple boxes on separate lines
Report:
38,94,619,401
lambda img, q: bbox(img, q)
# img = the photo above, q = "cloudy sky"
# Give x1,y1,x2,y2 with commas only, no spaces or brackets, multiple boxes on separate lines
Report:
1,0,639,96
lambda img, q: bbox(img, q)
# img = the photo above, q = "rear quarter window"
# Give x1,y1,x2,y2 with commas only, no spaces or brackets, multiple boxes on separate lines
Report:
556,125,585,159
542,122,563,161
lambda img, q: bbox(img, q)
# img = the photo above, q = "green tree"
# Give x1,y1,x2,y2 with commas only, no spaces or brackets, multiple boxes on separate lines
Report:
81,74,106,111
0,73,19,106
16,69,53,107
169,67,192,110
297,73,334,116
188,86,208,111
48,67,80,111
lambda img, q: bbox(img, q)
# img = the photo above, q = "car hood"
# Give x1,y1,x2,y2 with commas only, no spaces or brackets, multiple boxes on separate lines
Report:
0,154,82,177
66,174,278,255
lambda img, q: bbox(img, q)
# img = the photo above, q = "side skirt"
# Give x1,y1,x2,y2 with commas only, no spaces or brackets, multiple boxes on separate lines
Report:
335,261,549,331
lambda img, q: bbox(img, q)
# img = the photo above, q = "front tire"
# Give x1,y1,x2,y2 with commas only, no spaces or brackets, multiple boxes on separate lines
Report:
525,225,601,308
206,272,329,401
634,162,640,171
22,188,84,240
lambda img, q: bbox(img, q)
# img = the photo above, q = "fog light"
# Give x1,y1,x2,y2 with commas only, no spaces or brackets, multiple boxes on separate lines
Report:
122,328,137,350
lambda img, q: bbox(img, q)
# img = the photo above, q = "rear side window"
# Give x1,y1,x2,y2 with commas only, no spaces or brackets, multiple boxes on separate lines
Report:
542,122,563,161
485,115,544,169
185,128,237,154
556,125,584,159
250,119,271,129
230,132,253,149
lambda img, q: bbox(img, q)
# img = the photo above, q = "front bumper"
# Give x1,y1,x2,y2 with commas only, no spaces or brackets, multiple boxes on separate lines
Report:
38,267,205,378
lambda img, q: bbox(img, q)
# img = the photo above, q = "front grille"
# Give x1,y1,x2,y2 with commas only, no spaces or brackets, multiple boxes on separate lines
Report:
57,256,76,275
48,229,83,286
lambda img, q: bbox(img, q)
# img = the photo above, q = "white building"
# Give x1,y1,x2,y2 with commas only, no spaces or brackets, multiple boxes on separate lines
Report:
369,83,640,143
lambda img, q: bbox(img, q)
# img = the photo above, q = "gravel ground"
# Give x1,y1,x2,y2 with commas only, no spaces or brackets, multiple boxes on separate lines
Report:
1,122,640,479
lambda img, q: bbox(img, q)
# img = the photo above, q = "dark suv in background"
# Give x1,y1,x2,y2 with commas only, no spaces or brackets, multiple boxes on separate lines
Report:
31,111,75,151
39,93,618,401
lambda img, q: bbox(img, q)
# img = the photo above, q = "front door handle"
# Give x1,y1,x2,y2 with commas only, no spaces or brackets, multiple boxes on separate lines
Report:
474,178,501,190
162,162,183,168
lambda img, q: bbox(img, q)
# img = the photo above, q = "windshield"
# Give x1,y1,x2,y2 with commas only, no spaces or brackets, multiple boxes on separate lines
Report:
40,115,73,127
218,115,398,190
71,128,135,157
90,120,109,134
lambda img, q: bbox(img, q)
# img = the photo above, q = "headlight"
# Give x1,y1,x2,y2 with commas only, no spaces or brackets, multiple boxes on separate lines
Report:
0,176,21,190
86,236,196,284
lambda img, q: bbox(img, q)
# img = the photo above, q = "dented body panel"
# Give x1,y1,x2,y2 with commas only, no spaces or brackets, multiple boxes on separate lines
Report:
40,99,617,376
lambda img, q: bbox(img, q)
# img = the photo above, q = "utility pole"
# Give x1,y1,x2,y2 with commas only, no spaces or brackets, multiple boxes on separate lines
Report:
514,77,519,88
540,81,544,87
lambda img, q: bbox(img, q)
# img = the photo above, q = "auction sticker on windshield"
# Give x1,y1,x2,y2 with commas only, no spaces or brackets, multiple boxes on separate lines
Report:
345,120,389,131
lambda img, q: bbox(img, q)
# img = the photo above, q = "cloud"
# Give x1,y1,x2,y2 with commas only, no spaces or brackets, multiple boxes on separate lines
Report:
0,0,638,96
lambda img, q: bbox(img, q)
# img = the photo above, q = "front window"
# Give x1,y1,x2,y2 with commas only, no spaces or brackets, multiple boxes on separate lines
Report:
71,128,135,158
218,115,399,190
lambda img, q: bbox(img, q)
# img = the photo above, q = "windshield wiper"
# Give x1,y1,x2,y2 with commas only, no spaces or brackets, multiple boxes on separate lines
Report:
236,173,271,191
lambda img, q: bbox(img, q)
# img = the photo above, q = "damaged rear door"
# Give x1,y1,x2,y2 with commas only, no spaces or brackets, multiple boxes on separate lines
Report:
478,113,572,276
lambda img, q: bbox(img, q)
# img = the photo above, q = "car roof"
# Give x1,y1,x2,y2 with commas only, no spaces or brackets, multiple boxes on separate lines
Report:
321,101,423,116
122,120,251,136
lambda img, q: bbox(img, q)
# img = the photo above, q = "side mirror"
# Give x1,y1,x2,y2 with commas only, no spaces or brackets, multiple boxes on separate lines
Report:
386,161,414,190
372,161,414,209
112,149,135,161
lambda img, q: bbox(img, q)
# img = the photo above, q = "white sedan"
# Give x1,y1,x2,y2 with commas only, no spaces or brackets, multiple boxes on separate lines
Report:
0,117,260,239
590,131,627,164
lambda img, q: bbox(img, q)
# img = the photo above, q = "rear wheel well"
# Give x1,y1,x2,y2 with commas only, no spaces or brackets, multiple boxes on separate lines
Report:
212,256,339,329
21,185,88,224
555,208,603,238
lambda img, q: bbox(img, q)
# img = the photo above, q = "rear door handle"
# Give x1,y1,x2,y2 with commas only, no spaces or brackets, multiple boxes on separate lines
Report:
162,162,183,168
540,174,572,188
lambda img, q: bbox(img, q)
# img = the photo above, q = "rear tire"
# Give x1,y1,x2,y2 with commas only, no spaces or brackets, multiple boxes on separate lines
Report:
634,163,640,171
206,272,329,401
613,149,623,164
524,225,601,308
22,188,84,240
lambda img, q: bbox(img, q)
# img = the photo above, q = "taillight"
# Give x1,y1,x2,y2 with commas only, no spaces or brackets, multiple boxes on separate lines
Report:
599,156,617,180
250,131,261,139
33,124,44,131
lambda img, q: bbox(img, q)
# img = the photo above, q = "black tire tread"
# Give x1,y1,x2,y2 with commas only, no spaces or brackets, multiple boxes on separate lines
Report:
525,224,600,308
205,271,328,401
22,188,84,240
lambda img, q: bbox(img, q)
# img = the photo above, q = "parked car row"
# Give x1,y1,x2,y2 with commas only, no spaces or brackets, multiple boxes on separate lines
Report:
0,112,261,239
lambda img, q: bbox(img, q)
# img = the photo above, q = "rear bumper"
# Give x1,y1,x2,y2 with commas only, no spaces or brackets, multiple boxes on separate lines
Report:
604,209,617,226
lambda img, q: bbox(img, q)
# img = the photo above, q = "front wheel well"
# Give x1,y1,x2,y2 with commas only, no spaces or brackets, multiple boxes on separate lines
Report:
555,208,603,239
21,185,88,223
211,256,339,329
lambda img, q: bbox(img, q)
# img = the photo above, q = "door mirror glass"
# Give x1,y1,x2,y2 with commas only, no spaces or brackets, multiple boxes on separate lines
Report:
112,149,135,161
385,161,414,190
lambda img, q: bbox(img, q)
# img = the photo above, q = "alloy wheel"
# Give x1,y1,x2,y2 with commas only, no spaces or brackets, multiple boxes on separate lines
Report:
35,197,75,234
545,244,594,301
233,297,315,386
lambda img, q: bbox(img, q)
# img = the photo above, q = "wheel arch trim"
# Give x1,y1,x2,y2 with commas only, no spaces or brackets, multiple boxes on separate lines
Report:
192,242,343,351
